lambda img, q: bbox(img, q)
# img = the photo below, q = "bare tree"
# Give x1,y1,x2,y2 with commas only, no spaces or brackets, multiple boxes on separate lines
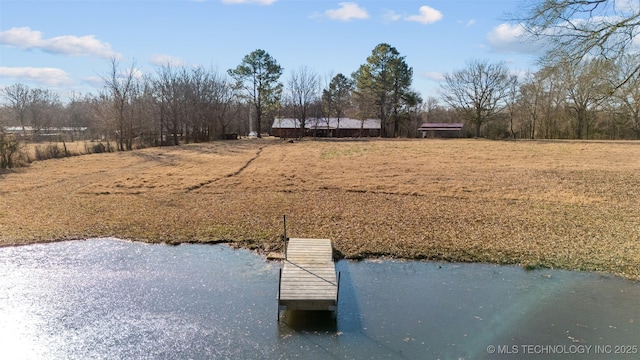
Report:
516,0,640,87
556,59,614,139
184,66,211,143
210,71,241,139
440,60,515,137
1,84,30,136
318,71,334,134
518,73,545,139
287,66,319,138
612,54,640,138
153,64,186,146
534,66,570,138
28,88,61,141
504,74,520,139
67,93,95,141
102,58,139,150
130,78,158,147
423,97,440,123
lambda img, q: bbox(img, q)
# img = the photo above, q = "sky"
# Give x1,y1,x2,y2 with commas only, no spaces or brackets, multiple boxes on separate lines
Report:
0,0,545,102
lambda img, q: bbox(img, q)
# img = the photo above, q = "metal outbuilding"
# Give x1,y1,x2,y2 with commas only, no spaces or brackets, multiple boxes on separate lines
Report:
418,123,464,138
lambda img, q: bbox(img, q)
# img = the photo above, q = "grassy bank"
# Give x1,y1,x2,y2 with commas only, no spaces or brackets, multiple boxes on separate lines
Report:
1,138,639,280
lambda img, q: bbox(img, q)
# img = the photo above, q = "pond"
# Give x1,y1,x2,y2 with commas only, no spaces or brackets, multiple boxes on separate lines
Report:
1,238,638,359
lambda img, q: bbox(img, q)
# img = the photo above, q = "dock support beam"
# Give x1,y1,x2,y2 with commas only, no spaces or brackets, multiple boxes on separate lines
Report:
282,215,288,259
277,268,282,322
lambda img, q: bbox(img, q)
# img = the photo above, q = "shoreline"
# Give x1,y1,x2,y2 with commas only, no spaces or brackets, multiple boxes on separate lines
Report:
3,236,638,282
2,139,638,280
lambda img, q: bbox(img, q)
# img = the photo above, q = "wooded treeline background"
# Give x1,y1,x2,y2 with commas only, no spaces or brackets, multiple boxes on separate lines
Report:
2,0,639,161
2,49,639,146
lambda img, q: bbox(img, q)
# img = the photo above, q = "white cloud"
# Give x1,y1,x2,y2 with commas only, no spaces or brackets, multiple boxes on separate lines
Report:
149,54,185,67
423,72,445,82
0,66,72,86
486,23,544,54
221,0,276,4
382,9,402,23
0,27,120,59
0,27,41,45
457,19,476,27
325,2,369,21
405,5,443,24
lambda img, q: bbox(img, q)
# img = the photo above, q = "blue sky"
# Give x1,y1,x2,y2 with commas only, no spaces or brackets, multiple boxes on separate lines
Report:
0,0,542,101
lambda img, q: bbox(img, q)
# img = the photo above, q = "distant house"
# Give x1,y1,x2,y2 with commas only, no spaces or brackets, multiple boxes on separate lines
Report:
271,117,381,138
417,123,464,138
2,126,88,138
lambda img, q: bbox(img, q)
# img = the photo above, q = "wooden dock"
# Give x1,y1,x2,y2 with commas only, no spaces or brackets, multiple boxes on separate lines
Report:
278,238,339,318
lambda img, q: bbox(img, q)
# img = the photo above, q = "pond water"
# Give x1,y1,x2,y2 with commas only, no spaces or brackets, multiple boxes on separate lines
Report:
0,238,638,359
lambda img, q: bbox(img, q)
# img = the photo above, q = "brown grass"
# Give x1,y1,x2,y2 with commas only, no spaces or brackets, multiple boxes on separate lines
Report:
1,138,639,279
21,140,113,161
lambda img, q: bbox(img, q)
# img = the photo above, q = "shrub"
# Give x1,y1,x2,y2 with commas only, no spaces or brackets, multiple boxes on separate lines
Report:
84,141,113,154
0,132,27,169
33,141,80,161
34,144,63,160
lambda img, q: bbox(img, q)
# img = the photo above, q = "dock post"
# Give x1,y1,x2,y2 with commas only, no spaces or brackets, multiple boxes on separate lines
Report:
277,267,282,322
282,215,288,259
336,271,341,304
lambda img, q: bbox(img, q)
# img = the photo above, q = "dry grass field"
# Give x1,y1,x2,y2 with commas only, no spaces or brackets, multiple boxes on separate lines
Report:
21,140,111,161
1,138,639,279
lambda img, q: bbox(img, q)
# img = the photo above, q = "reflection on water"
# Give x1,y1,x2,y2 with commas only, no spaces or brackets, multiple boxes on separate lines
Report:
280,311,337,332
0,238,638,359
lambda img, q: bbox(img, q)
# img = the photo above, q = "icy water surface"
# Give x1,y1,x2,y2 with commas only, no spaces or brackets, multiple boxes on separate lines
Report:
0,238,638,359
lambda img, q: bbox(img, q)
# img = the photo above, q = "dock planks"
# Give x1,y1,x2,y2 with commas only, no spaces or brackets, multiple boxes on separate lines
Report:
278,238,339,314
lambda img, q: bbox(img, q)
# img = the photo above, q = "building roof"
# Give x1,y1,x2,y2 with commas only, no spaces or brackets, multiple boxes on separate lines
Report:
3,126,88,132
272,117,381,130
418,123,464,131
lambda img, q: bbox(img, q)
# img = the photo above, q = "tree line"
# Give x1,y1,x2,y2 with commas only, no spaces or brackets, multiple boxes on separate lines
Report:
441,55,640,139
1,0,639,169
3,46,638,152
0,42,423,150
